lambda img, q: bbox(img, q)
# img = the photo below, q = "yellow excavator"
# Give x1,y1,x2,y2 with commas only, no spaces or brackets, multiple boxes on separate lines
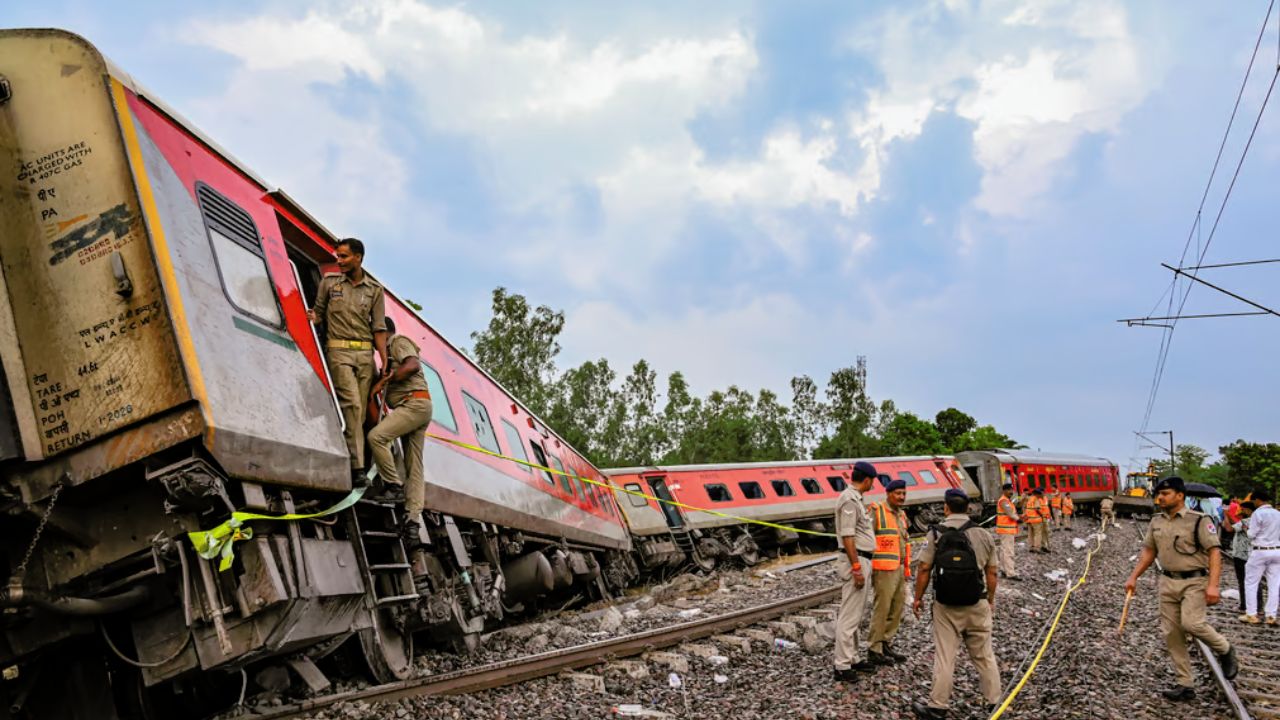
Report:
1115,463,1158,517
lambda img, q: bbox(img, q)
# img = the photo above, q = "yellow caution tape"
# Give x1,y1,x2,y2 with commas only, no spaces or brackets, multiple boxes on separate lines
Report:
988,531,1107,719
188,487,366,571
424,432,837,539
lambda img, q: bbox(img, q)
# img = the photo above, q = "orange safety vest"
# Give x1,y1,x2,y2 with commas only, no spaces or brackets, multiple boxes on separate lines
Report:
1063,497,1074,516
996,496,1019,535
1049,495,1063,511
1024,496,1044,524
871,502,912,574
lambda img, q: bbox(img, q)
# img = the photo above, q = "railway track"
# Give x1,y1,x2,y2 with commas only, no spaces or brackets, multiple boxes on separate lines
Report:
1200,603,1280,720
232,582,841,720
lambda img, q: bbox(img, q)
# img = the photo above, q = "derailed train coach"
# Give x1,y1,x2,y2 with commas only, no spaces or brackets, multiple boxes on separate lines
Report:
604,456,981,570
0,29,636,718
955,449,1119,511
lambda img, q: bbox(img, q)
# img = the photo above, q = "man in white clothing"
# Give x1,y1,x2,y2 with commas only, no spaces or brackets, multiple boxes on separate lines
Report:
1242,486,1280,624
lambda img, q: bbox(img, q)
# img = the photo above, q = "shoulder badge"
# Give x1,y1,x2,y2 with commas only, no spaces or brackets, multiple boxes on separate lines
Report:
1206,521,1218,535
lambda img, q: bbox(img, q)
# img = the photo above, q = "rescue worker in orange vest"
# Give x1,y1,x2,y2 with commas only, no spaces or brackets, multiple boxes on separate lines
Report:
868,479,912,665
995,483,1022,579
1062,493,1075,529
1049,489,1064,530
1024,489,1046,553
1038,489,1054,551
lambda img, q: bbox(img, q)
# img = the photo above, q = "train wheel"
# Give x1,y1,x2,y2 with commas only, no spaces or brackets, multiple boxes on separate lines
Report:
359,608,414,684
689,549,717,573
911,512,933,534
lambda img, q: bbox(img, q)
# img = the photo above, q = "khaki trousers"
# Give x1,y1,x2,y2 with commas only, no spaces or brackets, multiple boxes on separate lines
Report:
928,600,1002,710
1159,576,1230,687
326,348,375,469
868,568,906,653
1034,523,1049,549
1100,510,1115,532
1027,522,1043,551
1062,513,1072,528
369,398,432,522
997,533,1018,577
834,557,871,669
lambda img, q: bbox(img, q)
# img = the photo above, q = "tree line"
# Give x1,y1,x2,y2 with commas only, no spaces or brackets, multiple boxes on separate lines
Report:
1149,441,1280,500
467,288,1021,469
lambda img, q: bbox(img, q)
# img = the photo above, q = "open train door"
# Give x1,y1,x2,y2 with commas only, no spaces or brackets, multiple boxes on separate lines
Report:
643,475,716,571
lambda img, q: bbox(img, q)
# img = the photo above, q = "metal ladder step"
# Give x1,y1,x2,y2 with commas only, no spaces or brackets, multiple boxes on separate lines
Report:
376,593,421,606
362,530,401,539
369,563,412,572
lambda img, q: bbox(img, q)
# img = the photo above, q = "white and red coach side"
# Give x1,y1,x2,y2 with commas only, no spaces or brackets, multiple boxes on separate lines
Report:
604,456,980,570
956,449,1118,511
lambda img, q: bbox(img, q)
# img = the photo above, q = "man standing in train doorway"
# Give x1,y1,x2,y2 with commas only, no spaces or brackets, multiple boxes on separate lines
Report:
368,317,433,540
1123,476,1238,702
911,489,1002,719
867,479,912,666
308,238,389,484
833,461,878,681
995,483,1022,579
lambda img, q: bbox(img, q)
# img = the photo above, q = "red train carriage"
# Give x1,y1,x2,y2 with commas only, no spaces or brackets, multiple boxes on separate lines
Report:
0,29,633,718
955,449,1118,511
604,456,980,570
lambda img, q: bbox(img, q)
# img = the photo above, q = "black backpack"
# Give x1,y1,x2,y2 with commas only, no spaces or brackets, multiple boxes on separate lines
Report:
931,522,983,606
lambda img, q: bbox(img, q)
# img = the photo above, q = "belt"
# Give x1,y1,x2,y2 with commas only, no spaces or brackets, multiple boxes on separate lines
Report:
328,339,373,350
1254,546,1280,551
391,390,431,407
1160,569,1207,579
857,550,873,560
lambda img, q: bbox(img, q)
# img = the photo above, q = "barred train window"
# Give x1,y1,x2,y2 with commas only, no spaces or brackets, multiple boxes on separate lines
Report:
706,484,733,502
800,477,822,494
771,479,796,497
739,481,765,499
196,183,282,328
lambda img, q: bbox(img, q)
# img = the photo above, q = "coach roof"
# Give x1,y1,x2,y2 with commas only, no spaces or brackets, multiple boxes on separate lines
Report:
602,456,953,476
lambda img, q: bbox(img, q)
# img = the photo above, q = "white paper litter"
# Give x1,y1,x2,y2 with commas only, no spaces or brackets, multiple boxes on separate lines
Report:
676,609,702,619
714,674,729,684
667,672,682,688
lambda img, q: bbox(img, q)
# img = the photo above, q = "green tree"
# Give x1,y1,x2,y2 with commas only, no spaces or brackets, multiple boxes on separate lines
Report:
1218,440,1280,499
935,408,977,449
753,389,799,461
814,366,880,458
615,359,664,466
545,358,617,464
952,425,1021,453
1151,444,1212,482
469,287,564,416
878,412,946,456
790,375,826,458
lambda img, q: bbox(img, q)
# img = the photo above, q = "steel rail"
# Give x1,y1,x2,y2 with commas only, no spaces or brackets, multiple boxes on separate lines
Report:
236,583,841,720
1196,638,1253,720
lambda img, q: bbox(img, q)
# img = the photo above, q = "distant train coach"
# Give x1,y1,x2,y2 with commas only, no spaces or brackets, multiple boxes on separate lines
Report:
955,449,1118,509
604,456,980,570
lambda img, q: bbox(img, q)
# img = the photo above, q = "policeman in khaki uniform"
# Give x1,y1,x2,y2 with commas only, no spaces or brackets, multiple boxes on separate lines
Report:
867,478,912,665
912,489,1001,719
309,238,388,482
1100,495,1116,532
368,317,433,539
1125,476,1238,702
995,483,1022,579
1024,489,1046,553
1061,493,1074,528
833,461,878,681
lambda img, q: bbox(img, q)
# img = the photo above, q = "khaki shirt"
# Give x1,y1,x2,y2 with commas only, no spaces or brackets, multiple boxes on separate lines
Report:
313,272,386,343
1144,506,1220,572
835,487,874,553
385,335,430,407
1101,497,1114,512
917,513,996,570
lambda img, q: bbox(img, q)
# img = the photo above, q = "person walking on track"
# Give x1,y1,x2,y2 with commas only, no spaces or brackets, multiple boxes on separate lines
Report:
1124,476,1238,702
867,479,912,666
911,488,1002,719
1241,486,1280,625
367,317,433,541
308,238,388,483
1229,501,1263,615
995,483,1022,579
833,461,878,681
1100,494,1116,532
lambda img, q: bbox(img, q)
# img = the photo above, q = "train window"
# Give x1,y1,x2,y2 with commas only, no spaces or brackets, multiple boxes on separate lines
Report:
461,391,501,454
196,184,283,328
771,480,796,497
706,484,733,502
1038,474,1046,490
918,469,940,485
623,483,648,508
1048,475,1057,490
876,473,892,489
585,483,600,508
897,471,918,487
528,440,555,484
1092,473,1100,488
500,420,530,471
801,477,823,494
421,363,458,432
739,481,765,499
548,454,572,495
827,476,847,492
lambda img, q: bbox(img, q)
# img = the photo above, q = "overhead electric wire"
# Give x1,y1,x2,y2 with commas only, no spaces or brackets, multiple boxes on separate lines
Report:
1136,0,1277,438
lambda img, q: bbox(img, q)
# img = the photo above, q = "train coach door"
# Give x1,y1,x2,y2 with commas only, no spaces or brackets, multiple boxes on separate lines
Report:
645,476,685,529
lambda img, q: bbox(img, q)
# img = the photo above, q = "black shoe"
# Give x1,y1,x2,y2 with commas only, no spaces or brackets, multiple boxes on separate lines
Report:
1161,685,1196,702
867,650,895,666
911,702,947,719
351,468,370,487
883,644,907,662
833,668,860,682
369,481,405,503
401,519,422,545
1007,575,1024,581
1218,645,1239,680
848,659,877,672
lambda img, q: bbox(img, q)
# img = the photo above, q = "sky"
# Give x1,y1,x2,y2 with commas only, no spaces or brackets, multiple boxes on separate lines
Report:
13,0,1279,472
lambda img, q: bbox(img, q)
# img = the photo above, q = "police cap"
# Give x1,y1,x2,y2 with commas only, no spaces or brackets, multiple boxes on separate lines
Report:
1032,488,1044,495
944,488,968,503
852,461,877,479
1002,483,1014,491
1154,476,1185,494
885,479,908,492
